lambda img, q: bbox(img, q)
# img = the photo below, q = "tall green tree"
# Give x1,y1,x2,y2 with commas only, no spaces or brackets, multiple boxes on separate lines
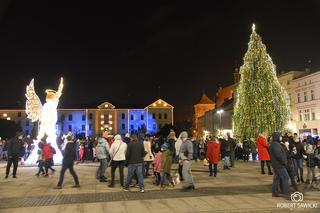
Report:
233,24,289,140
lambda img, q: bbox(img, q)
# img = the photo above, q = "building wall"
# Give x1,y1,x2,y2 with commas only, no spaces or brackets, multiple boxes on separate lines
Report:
292,71,320,136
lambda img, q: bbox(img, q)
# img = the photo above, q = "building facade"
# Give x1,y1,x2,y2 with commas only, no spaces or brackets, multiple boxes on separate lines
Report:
0,99,174,137
292,71,320,136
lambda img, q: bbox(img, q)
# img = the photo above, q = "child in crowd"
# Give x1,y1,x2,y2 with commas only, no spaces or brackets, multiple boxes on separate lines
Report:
152,151,162,185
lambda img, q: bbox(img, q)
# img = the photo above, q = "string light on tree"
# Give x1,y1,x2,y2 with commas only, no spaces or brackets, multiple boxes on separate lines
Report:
233,24,290,141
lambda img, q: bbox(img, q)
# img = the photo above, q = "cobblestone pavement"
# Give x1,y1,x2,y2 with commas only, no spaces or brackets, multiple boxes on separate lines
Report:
0,160,319,212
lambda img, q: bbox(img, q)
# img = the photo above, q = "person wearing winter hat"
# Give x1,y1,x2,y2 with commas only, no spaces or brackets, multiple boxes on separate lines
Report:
109,134,127,187
269,132,289,198
160,142,174,189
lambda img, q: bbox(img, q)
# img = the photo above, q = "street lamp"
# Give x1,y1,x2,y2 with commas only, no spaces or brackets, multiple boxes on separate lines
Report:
217,109,224,131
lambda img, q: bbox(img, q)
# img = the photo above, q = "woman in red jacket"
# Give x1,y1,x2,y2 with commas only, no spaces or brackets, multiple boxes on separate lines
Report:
42,137,56,177
256,134,272,175
206,136,221,177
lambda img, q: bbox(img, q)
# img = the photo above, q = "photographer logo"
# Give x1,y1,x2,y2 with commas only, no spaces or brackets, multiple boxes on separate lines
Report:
291,192,303,202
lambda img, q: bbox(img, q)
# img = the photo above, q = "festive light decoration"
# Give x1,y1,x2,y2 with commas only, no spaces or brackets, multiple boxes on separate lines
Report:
25,78,64,165
3,113,7,117
233,24,290,141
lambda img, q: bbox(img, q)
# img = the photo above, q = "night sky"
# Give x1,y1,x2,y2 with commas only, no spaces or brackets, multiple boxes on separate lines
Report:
0,0,319,121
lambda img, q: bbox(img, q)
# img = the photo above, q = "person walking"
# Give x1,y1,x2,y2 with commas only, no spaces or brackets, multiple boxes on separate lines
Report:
42,136,56,176
269,132,290,198
220,137,231,170
242,138,251,162
95,136,110,182
175,133,184,181
123,134,145,193
35,141,45,176
109,134,127,188
143,135,154,177
250,138,257,161
179,131,195,191
160,143,174,189
5,132,24,178
54,135,80,189
227,133,236,167
256,134,273,175
206,136,220,177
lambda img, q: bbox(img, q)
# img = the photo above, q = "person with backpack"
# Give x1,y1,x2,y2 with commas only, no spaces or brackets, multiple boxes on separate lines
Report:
95,135,110,182
42,135,56,176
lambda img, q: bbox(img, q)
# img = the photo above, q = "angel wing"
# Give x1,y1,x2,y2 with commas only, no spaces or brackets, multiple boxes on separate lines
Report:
25,79,42,122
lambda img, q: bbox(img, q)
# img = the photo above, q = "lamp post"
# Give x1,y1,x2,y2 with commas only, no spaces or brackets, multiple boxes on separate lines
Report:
217,109,224,132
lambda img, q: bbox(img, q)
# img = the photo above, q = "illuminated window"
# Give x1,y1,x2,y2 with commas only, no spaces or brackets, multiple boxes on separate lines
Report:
304,109,310,121
68,114,73,121
131,115,134,120
89,113,93,119
152,113,155,119
89,124,92,130
153,124,156,130
159,113,162,119
82,125,85,131
68,125,72,132
164,113,167,119
122,124,125,130
25,130,29,135
122,113,125,119
26,121,30,126
130,125,134,130
18,112,21,117
141,115,144,120
82,115,85,121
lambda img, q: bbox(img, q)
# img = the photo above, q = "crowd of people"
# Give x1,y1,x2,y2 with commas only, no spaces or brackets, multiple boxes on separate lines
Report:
2,129,319,197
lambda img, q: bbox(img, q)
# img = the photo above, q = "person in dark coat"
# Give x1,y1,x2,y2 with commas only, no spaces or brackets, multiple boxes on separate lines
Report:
269,132,290,198
242,139,251,162
280,139,298,191
220,137,231,170
249,138,257,161
227,133,236,167
206,137,220,177
55,135,80,189
123,134,145,193
291,133,305,183
5,132,24,178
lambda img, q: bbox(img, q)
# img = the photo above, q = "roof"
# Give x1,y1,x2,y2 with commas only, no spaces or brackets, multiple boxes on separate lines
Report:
197,93,214,104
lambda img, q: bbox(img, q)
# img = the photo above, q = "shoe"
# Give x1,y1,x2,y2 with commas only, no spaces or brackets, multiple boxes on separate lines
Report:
35,173,40,176
181,185,195,192
123,187,130,192
100,179,108,182
268,172,273,175
300,178,305,183
44,174,49,177
72,184,80,188
5,175,8,179
261,171,266,175
108,184,114,188
54,185,62,189
140,188,145,193
214,173,217,177
296,177,300,183
12,175,17,178
209,173,213,176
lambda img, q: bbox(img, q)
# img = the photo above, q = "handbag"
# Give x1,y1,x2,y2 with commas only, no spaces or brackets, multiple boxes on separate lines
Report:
109,142,122,167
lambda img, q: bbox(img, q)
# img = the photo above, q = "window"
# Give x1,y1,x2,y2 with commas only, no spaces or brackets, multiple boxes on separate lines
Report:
311,90,315,100
82,115,85,121
82,125,85,131
89,124,92,130
89,113,93,119
159,113,162,119
130,125,134,130
297,93,301,103
18,112,21,117
122,124,125,130
304,92,307,102
68,125,72,132
61,114,65,121
25,130,29,135
152,113,156,119
164,113,167,119
153,124,156,130
122,113,125,119
68,114,73,121
141,115,144,120
131,115,134,120
26,121,30,126
304,109,310,121
311,109,316,120
299,110,302,121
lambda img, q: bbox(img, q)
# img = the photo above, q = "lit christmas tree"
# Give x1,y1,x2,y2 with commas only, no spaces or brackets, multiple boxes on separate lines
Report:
233,24,290,140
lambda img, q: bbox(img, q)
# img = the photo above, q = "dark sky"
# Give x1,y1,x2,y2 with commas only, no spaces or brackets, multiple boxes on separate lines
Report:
0,0,320,121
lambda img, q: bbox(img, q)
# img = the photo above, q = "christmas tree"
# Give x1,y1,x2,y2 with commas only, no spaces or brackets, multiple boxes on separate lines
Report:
233,24,289,141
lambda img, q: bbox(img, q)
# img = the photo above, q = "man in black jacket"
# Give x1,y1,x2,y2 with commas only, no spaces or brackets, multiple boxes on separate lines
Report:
269,132,290,198
5,132,24,178
123,134,145,193
55,135,79,189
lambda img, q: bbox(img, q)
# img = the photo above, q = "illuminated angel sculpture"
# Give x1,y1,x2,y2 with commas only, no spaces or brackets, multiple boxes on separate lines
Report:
24,78,64,165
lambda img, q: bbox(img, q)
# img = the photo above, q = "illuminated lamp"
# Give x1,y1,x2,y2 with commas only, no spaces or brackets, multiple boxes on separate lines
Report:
153,103,156,107
109,121,113,124
6,117,11,120
100,127,104,130
105,104,109,108
3,113,7,117
158,100,162,104
100,115,104,118
164,103,167,107
109,127,113,130
109,115,112,118
101,121,104,124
